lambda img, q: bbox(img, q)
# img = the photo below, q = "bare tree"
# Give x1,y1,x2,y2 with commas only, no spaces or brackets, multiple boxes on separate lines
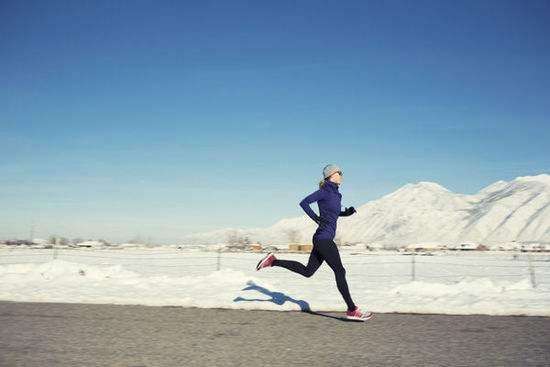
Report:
383,243,398,251
128,235,144,244
226,230,236,245
46,235,68,246
226,230,245,245
285,229,301,244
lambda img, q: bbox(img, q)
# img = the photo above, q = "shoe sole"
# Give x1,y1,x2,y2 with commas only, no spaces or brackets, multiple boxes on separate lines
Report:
256,253,273,271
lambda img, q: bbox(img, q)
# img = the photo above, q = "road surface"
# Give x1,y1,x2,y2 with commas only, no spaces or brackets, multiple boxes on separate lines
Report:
0,301,548,366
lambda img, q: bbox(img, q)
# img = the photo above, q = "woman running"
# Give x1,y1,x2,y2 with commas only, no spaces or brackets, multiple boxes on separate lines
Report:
256,164,373,321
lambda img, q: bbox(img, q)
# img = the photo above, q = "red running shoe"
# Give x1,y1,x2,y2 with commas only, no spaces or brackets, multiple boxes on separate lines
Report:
346,307,374,321
256,252,276,271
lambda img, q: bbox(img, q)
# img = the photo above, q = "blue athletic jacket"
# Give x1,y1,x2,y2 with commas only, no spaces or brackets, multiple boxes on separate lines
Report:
299,180,351,240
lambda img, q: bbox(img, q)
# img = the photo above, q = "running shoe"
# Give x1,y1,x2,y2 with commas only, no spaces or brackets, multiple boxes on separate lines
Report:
256,252,276,271
346,306,374,321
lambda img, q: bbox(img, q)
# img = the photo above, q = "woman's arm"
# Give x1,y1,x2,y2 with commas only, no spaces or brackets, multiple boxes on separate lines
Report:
299,189,325,224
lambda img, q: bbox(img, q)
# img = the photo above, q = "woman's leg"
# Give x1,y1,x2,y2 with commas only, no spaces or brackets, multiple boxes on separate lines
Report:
316,239,356,311
272,247,323,278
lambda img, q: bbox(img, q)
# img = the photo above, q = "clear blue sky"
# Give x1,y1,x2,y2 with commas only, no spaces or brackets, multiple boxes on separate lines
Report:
1,0,549,243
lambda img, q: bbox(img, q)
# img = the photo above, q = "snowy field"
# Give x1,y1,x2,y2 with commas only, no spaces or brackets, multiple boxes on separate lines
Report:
1,248,549,316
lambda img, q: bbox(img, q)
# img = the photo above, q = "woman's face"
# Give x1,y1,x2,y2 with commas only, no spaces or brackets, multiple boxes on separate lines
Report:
328,171,343,184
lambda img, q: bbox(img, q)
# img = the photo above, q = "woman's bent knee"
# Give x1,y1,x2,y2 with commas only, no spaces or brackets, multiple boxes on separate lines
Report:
304,266,319,277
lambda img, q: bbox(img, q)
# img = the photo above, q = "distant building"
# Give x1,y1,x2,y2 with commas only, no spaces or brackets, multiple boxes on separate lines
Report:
246,243,263,252
458,242,479,251
75,240,105,248
224,244,247,252
405,243,445,252
493,242,520,251
32,238,49,245
365,243,384,251
288,243,313,253
204,243,226,252
447,242,480,251
521,243,550,252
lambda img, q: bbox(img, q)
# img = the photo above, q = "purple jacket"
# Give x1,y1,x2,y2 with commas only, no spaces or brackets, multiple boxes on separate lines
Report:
299,180,351,240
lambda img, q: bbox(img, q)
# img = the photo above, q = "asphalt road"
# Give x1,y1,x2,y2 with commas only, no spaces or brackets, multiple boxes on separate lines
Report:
0,301,549,367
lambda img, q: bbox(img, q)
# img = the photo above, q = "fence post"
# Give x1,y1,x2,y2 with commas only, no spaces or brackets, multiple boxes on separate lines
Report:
411,253,416,281
216,248,221,271
53,247,58,260
527,253,537,288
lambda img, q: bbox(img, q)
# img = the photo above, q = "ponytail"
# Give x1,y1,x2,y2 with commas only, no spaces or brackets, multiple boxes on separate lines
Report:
319,179,326,189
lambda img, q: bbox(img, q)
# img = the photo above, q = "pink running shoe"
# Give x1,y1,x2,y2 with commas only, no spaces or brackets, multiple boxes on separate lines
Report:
346,307,374,321
256,252,276,271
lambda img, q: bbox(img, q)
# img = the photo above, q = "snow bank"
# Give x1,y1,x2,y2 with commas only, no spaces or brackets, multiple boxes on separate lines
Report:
1,258,548,316
380,277,548,316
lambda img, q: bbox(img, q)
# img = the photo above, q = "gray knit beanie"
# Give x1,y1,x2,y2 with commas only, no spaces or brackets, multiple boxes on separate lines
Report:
322,164,342,179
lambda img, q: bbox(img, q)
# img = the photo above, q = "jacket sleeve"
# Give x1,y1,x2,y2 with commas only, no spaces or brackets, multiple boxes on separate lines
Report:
299,189,325,224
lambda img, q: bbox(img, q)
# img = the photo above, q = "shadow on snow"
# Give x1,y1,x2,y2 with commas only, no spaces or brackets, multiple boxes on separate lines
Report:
233,280,361,322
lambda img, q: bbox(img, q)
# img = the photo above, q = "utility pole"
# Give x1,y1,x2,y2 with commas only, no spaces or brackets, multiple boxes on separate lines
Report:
411,253,416,281
29,223,35,242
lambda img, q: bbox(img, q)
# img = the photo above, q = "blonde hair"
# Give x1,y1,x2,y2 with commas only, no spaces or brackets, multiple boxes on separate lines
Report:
319,179,326,189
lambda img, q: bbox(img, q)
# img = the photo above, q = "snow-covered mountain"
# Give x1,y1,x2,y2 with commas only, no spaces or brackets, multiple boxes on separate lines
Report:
181,174,550,247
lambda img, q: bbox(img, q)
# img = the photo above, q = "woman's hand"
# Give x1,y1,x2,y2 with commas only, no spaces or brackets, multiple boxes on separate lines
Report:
341,206,357,216
315,216,325,225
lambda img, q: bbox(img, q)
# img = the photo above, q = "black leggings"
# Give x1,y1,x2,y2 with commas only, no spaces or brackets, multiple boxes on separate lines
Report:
272,237,356,311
